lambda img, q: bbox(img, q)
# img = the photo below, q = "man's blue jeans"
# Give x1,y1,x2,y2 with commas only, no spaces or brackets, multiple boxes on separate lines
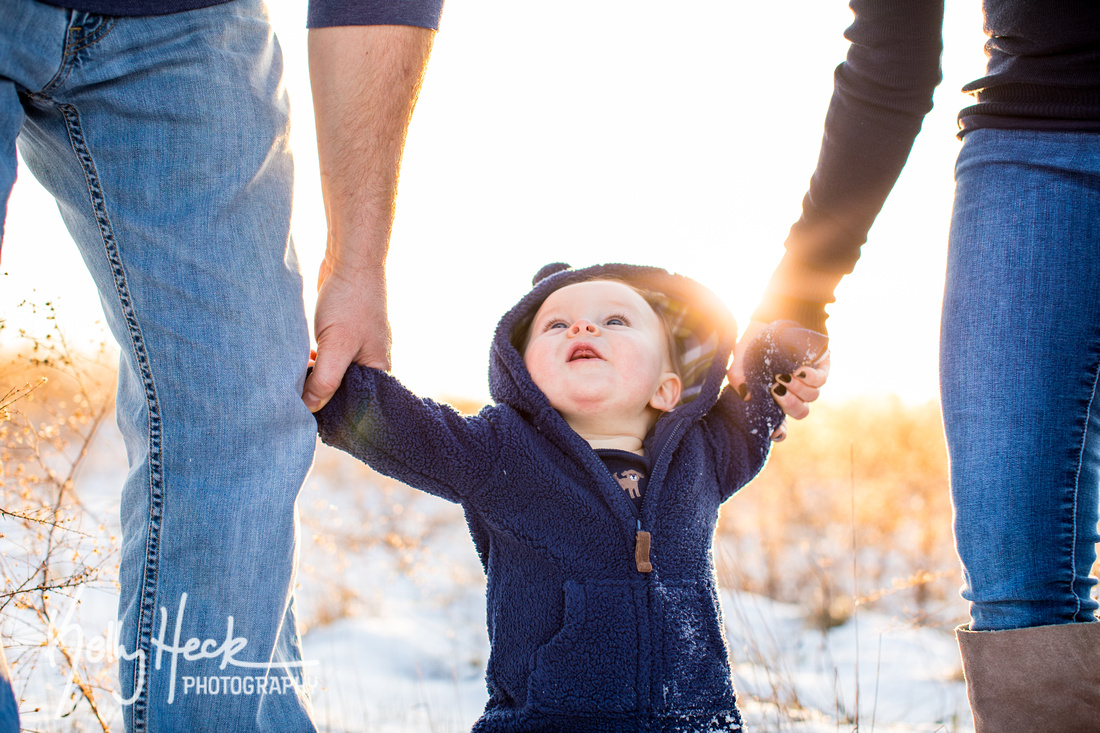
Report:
1,1,318,730
942,128,1100,632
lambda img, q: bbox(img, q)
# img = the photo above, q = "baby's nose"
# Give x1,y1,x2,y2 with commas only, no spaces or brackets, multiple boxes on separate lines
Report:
568,319,600,336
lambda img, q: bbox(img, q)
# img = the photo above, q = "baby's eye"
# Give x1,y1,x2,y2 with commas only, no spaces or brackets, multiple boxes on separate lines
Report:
544,320,568,331
605,316,628,327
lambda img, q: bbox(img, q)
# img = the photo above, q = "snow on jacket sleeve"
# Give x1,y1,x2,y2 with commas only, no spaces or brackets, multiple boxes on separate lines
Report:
315,363,500,503
703,321,827,501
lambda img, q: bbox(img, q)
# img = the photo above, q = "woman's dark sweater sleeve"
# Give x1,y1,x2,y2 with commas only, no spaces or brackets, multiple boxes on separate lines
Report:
753,0,944,333
307,0,445,30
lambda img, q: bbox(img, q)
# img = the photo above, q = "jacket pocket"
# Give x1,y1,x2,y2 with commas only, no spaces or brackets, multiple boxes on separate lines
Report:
527,580,640,715
655,580,736,712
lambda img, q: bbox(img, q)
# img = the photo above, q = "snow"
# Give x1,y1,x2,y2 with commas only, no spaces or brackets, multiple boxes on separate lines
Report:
725,593,971,732
3,434,974,732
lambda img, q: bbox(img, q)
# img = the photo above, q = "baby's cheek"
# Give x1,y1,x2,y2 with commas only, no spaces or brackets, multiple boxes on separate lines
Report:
525,357,549,390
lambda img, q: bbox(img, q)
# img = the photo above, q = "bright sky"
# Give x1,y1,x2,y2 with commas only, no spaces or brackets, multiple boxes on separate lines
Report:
0,0,987,405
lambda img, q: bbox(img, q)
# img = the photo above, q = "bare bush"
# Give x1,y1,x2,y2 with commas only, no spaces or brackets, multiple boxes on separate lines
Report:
1,307,120,730
297,396,487,632
716,396,963,631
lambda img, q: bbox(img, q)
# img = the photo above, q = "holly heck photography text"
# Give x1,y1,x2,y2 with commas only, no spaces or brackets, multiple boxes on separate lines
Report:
46,590,320,713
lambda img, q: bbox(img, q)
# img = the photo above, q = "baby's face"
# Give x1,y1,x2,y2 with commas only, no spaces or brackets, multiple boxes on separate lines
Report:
523,280,681,430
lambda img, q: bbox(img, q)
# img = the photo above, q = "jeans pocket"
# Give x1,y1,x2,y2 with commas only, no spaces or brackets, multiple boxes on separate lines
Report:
527,580,639,714
656,581,735,711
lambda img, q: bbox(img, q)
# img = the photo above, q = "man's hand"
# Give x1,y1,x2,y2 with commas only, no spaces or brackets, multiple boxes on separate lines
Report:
728,320,831,441
303,25,435,412
303,259,391,412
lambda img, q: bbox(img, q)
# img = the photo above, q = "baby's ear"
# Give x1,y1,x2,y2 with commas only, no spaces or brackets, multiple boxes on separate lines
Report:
650,372,682,413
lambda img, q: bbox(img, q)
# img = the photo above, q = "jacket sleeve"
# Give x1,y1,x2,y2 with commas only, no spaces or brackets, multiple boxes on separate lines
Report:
314,363,500,503
703,322,825,501
753,0,944,333
702,388,777,503
307,0,445,30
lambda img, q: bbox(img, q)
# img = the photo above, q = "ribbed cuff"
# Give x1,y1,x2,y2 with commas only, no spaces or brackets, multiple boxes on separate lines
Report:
308,0,445,29
752,296,828,335
751,254,846,334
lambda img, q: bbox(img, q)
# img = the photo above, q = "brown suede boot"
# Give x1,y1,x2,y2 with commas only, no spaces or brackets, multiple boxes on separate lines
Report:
956,622,1100,732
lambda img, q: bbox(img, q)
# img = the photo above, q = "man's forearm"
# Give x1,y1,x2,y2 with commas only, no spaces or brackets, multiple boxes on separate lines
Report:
309,24,436,275
302,24,436,410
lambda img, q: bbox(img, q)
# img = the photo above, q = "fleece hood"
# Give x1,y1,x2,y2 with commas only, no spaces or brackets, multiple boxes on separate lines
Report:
489,262,739,430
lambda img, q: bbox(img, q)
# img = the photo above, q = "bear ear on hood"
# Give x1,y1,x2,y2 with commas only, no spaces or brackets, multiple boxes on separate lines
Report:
532,262,571,285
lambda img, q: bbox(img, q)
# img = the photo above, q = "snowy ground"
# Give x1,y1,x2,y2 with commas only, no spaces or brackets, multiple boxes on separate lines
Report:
297,582,972,733
4,432,974,732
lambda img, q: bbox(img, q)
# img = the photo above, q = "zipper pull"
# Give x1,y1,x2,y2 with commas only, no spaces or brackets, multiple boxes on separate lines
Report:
635,520,653,573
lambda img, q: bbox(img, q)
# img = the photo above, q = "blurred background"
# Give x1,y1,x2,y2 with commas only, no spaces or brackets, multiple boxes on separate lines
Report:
2,0,990,402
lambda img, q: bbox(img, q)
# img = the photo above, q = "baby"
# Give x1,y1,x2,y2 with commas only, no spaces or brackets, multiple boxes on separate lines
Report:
316,262,826,732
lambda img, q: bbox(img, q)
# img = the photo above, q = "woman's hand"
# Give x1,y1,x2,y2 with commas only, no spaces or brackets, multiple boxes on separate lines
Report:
728,320,831,441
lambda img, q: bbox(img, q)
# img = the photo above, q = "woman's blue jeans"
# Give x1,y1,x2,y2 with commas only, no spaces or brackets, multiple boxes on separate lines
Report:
0,646,15,733
942,128,1100,632
1,1,318,730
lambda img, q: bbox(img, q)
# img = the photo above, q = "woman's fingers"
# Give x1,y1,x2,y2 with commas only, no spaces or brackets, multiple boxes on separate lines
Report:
771,383,811,420
795,352,831,388
770,351,831,420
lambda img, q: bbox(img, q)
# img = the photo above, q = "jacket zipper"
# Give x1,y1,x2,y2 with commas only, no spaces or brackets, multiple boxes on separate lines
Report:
635,519,653,573
633,420,686,574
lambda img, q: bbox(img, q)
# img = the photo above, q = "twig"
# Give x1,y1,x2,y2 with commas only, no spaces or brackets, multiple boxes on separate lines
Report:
0,378,47,419
0,507,93,537
871,633,882,732
32,603,112,732
0,574,97,605
850,442,860,731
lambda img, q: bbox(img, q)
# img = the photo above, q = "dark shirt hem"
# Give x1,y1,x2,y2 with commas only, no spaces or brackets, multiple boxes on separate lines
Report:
36,0,445,29
958,113,1100,137
36,0,228,16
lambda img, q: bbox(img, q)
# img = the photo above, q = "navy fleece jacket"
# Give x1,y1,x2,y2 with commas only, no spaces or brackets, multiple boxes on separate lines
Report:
316,263,825,732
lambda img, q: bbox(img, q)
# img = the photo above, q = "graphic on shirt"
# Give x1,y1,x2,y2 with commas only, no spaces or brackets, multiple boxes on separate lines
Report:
614,469,644,499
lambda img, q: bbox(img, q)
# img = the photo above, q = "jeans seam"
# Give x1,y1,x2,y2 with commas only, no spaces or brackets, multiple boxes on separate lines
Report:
27,14,116,101
65,15,115,56
58,102,162,733
1070,349,1100,622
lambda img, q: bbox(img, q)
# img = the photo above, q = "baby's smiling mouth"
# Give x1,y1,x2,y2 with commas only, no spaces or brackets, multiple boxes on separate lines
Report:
568,344,603,362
